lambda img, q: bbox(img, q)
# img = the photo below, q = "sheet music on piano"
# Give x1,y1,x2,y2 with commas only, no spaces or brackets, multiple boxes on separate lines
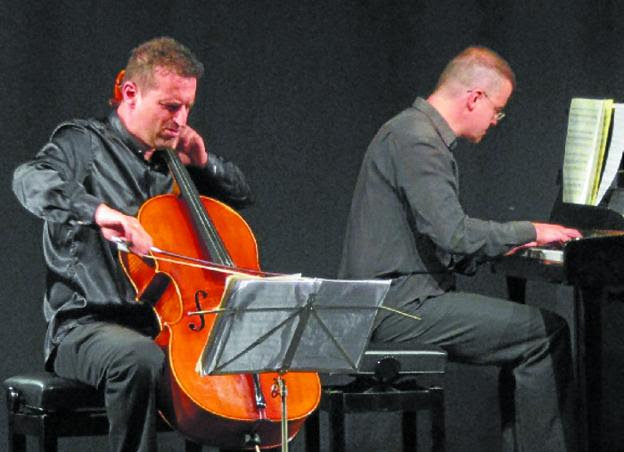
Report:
596,104,624,204
514,98,624,266
562,98,614,205
496,99,624,452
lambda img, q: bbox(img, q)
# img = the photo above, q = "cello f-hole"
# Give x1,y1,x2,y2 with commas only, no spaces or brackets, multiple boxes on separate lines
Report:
189,290,207,332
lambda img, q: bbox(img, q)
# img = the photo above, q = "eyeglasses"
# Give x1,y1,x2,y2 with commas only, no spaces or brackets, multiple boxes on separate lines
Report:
469,90,506,121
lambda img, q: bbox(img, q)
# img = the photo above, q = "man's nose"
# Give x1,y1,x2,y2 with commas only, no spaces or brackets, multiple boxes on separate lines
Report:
173,107,189,126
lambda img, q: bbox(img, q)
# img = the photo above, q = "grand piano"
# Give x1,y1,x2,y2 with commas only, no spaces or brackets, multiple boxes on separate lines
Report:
493,186,624,452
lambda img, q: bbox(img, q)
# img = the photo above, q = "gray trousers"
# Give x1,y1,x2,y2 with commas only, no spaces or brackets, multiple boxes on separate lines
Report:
53,321,166,452
372,291,574,452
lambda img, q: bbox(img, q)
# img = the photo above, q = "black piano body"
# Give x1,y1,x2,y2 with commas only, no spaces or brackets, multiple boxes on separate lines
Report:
493,196,624,452
499,201,624,286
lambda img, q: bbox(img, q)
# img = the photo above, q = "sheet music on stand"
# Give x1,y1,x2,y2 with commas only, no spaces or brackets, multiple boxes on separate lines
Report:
197,275,391,376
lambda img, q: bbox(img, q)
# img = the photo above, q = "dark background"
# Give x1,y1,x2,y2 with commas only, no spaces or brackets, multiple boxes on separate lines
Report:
2,1,624,451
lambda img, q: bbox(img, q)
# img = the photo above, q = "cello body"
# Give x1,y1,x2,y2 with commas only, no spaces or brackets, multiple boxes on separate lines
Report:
120,174,320,448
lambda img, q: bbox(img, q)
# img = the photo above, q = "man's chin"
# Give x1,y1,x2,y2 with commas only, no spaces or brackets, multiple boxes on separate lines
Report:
470,131,489,144
154,137,178,149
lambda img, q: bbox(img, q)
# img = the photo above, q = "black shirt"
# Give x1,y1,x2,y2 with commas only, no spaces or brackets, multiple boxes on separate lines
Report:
339,97,535,315
13,111,253,366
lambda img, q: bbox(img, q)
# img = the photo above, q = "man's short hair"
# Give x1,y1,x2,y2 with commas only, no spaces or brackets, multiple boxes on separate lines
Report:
124,37,204,90
434,46,515,95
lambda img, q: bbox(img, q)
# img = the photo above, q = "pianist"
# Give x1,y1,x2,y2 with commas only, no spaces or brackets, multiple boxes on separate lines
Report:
339,46,581,452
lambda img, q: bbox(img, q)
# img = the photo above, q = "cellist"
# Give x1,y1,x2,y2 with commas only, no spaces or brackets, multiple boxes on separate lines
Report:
12,36,253,452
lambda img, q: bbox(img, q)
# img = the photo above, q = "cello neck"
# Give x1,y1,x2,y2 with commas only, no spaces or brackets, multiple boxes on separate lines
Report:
158,148,234,267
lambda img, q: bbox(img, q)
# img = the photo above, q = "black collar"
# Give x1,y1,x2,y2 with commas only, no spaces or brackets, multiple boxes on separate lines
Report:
108,110,151,158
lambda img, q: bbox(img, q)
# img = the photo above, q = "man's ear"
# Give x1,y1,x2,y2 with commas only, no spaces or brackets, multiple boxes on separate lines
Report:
466,90,480,112
121,81,139,107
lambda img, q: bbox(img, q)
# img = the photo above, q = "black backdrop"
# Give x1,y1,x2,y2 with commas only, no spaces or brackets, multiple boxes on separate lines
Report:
3,1,624,451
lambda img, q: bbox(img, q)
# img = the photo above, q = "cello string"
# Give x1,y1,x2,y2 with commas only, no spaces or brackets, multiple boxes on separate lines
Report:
163,148,234,266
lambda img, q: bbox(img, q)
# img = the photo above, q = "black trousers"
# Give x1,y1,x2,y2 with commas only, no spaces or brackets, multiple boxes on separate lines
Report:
53,321,166,452
373,291,574,452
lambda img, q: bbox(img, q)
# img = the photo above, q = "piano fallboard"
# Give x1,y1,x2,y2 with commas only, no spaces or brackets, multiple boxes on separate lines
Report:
493,253,564,284
565,234,624,287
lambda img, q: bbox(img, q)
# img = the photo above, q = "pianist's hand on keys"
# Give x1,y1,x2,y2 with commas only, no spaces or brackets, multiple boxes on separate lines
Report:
505,223,582,256
532,222,582,245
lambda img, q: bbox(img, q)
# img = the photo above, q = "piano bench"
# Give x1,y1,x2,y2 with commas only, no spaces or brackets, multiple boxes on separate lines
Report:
3,371,202,452
304,343,447,452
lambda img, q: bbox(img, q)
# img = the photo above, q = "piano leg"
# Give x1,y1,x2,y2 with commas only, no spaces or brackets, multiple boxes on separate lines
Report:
504,276,604,452
575,286,604,452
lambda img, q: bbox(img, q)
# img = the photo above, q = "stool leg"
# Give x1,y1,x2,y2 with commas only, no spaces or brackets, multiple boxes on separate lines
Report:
38,436,58,452
327,393,346,452
37,415,58,452
304,409,321,452
402,410,418,452
6,387,26,452
8,425,26,452
430,388,446,452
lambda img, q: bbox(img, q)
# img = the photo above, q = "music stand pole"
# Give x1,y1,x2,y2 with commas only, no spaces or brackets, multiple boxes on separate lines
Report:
276,373,288,452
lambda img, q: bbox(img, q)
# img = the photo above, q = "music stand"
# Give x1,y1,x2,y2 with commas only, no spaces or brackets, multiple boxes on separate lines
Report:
196,275,391,451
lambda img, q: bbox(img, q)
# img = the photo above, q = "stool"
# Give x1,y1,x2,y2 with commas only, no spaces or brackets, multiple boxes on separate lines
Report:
3,371,202,452
304,343,447,452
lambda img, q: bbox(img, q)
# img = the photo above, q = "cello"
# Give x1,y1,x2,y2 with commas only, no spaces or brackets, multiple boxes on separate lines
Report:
118,147,321,449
